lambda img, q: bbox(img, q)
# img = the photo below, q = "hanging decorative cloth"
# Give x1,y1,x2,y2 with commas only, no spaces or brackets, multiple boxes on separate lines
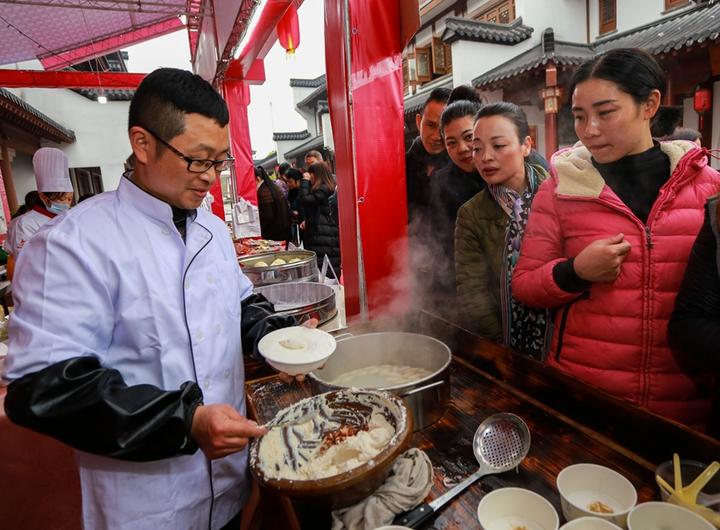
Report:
277,4,301,55
488,164,551,360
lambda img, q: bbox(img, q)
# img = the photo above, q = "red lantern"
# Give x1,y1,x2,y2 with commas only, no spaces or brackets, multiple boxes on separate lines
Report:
277,4,300,55
694,84,712,131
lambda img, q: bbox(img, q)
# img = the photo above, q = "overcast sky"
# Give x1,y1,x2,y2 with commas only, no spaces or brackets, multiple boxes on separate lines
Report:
123,0,325,158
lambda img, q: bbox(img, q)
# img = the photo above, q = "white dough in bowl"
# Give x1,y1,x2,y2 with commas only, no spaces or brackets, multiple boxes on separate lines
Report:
258,327,336,364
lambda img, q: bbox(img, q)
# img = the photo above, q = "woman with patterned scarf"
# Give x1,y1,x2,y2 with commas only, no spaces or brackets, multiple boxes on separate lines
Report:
454,102,551,359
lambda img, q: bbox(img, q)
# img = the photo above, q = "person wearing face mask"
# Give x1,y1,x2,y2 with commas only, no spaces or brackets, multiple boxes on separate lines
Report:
6,147,74,260
454,103,550,358
426,86,485,308
512,48,719,431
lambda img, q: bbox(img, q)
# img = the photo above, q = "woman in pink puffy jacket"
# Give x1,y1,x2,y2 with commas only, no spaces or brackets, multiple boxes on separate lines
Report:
512,48,718,431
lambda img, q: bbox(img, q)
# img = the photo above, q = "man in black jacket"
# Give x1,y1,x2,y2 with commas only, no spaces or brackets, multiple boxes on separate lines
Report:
405,87,450,225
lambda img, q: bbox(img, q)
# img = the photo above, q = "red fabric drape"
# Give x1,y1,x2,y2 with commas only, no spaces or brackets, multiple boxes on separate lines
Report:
224,81,258,206
324,0,412,318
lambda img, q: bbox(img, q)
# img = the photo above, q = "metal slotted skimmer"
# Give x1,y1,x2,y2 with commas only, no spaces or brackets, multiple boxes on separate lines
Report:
476,413,531,473
394,413,531,529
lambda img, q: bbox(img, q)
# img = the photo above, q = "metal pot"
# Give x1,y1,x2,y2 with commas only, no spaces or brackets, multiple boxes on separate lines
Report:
308,332,451,430
238,250,318,287
254,282,337,324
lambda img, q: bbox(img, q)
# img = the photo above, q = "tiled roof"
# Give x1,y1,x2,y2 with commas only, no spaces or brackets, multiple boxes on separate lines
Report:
273,130,311,142
403,76,453,116
473,40,594,87
594,1,720,54
284,134,324,159
0,88,75,143
297,83,327,110
75,88,135,102
253,151,277,169
472,2,720,89
442,17,534,45
289,74,326,88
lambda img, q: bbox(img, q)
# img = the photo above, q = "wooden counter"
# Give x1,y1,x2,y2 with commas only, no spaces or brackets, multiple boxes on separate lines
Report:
245,311,720,529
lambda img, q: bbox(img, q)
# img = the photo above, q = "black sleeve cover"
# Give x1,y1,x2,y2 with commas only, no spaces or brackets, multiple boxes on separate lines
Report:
668,210,720,370
240,293,298,357
4,356,203,462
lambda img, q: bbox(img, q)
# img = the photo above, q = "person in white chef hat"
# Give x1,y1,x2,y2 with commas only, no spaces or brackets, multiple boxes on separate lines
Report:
6,147,74,259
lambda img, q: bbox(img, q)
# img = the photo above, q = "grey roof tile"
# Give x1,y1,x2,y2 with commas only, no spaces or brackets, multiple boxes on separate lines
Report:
442,16,534,45
273,130,311,141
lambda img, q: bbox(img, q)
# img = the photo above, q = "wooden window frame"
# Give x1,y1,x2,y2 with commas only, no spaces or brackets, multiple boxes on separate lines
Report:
415,46,432,83
665,0,689,10
474,0,515,24
599,0,617,35
431,37,447,75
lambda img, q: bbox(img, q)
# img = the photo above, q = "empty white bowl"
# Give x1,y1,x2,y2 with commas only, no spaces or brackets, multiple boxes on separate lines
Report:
257,326,336,375
560,517,622,530
556,463,637,528
627,502,715,530
478,487,559,530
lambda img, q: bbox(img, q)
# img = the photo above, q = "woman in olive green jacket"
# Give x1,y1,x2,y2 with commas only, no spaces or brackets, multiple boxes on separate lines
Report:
454,102,550,358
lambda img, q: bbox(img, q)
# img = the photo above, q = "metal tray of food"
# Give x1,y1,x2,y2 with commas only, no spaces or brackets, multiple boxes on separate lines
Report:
238,250,318,286
254,281,337,324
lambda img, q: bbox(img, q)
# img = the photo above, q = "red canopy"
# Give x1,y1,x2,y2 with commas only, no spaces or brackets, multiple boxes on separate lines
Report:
0,1,192,69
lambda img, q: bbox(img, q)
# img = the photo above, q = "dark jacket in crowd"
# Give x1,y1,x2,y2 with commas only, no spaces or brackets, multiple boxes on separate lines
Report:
298,180,341,274
669,194,720,370
406,136,449,225
427,162,486,306
669,194,720,437
257,181,291,241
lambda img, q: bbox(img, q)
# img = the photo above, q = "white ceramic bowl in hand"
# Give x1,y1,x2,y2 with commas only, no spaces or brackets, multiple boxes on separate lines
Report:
477,487,560,530
560,516,623,530
556,463,637,529
258,326,336,376
627,502,715,530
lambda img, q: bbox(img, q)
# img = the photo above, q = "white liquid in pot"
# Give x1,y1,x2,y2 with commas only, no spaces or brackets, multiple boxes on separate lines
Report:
330,364,434,388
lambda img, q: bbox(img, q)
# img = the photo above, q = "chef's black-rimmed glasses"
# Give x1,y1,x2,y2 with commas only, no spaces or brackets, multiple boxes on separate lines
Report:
143,126,234,173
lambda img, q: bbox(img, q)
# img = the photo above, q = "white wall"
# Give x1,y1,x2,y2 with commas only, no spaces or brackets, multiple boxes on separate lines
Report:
321,113,334,151
586,0,686,42
518,0,587,43
8,87,130,192
11,152,35,205
451,38,535,86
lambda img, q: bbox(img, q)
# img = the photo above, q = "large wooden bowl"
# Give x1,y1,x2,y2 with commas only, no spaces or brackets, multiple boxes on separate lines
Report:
249,389,413,509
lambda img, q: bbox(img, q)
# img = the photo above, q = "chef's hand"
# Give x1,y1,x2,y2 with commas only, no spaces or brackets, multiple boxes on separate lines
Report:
278,318,320,384
573,233,631,283
190,404,267,459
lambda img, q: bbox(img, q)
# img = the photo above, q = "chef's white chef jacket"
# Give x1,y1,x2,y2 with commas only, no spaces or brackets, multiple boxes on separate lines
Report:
5,207,54,256
5,176,253,530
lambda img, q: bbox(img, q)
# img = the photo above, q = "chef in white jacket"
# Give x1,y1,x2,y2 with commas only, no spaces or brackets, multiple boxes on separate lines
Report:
3,68,299,530
5,147,74,257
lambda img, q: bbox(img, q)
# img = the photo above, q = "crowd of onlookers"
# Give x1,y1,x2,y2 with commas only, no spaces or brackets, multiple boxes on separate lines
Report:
405,47,719,435
256,150,340,276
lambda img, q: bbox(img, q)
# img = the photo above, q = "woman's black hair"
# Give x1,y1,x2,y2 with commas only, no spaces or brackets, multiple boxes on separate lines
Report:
474,101,530,143
440,85,482,134
284,168,303,181
255,165,286,208
568,48,665,105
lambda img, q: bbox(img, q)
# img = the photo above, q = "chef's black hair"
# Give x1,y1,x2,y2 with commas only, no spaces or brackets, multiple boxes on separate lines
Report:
128,68,229,153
